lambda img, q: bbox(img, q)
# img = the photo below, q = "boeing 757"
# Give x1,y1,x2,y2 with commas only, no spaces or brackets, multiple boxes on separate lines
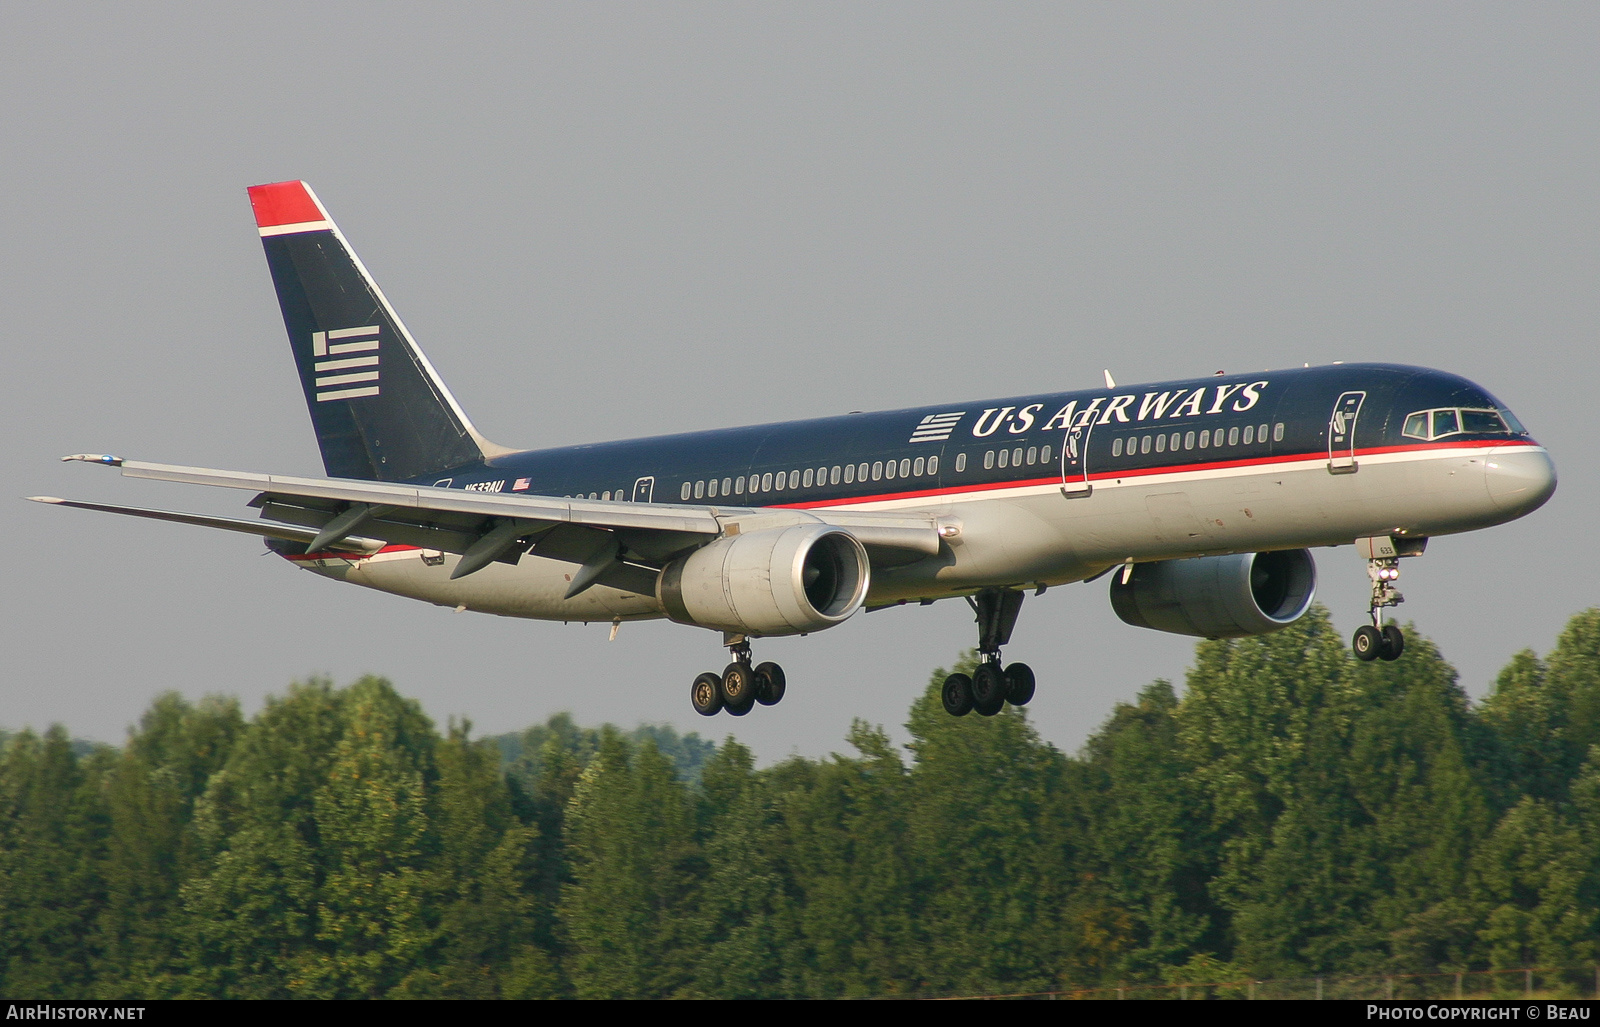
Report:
32,181,1558,719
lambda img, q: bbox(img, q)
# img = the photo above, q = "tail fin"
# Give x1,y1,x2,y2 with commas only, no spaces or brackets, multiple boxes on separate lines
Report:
247,180,511,482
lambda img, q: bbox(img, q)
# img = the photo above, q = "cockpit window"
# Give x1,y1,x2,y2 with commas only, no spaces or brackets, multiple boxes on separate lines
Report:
1402,407,1516,441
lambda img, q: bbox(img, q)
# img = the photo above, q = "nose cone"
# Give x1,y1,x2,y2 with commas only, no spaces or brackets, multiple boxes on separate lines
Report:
1485,446,1557,517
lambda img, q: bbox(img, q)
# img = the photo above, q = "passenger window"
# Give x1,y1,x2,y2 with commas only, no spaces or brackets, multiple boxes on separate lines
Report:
870,461,882,480
955,453,967,472
998,449,1009,469
602,491,611,501
733,478,744,496
709,479,719,498
762,472,773,492
983,451,994,470
722,477,732,494
1198,430,1209,449
914,457,925,475
900,459,911,477
1011,448,1022,468
1170,432,1181,452
1113,438,1124,457
1228,426,1240,446
789,469,799,487
681,482,691,500
844,464,855,483
694,480,705,499
1258,423,1268,443
1274,422,1285,442
817,467,827,485
831,466,841,485
1140,435,1151,455
803,469,814,488
1243,426,1254,445
858,462,869,481
928,455,939,474
1041,445,1051,462
1184,430,1195,450
885,460,897,480
1025,446,1037,465
1155,434,1166,454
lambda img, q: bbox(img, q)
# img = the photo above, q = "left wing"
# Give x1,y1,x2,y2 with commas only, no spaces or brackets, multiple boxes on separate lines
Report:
44,455,948,597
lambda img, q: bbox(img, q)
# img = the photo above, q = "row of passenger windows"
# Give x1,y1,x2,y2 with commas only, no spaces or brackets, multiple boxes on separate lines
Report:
975,445,1052,471
1112,422,1284,458
679,455,941,501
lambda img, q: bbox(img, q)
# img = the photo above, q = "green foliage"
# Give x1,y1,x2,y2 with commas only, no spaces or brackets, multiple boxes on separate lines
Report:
4,606,1600,998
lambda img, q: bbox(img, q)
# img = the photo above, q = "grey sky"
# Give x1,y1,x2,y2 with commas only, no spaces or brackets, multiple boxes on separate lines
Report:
4,4,1594,763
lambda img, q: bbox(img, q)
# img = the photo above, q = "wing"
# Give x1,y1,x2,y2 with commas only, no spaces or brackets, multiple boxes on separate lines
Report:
44,455,947,598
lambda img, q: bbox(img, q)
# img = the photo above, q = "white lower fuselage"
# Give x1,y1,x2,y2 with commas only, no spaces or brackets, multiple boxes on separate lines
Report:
285,440,1553,628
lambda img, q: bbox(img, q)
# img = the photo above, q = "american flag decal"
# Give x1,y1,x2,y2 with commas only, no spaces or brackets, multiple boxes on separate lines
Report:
311,325,380,401
909,410,966,443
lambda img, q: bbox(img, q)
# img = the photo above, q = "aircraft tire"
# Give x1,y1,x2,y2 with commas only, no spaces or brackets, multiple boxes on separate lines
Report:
942,673,974,717
1352,625,1382,662
722,662,757,716
1004,662,1036,706
754,662,786,706
692,672,724,716
1380,625,1405,661
972,663,1007,717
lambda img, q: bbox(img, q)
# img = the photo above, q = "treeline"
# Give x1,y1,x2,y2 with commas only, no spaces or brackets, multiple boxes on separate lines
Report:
2,607,1598,998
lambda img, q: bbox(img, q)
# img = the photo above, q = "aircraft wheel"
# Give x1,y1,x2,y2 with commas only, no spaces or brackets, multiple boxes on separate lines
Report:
691,672,724,716
1004,662,1036,706
941,673,974,717
754,662,786,706
1352,625,1382,662
1379,625,1405,662
721,662,757,716
972,663,1007,717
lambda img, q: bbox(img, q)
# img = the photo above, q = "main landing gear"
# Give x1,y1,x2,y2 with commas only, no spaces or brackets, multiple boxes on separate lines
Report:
1351,549,1406,662
690,635,787,717
942,588,1036,718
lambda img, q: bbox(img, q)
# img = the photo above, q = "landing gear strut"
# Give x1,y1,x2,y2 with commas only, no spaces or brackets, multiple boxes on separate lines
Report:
942,588,1037,717
689,634,786,717
1352,550,1406,662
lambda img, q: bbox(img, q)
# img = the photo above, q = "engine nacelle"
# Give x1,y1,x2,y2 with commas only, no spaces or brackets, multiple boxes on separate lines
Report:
1109,549,1317,639
658,524,870,636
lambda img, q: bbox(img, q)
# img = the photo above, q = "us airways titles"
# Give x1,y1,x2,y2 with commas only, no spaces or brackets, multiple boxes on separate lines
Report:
965,380,1271,438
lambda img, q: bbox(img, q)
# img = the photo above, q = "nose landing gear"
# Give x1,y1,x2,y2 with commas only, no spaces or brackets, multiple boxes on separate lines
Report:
689,634,787,717
1350,536,1424,662
942,588,1037,717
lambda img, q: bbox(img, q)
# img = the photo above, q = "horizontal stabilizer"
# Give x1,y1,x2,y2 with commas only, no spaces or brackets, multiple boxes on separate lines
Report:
25,496,381,553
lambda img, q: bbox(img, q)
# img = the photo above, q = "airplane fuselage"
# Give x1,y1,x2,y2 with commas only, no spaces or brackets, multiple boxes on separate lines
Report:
286,361,1554,626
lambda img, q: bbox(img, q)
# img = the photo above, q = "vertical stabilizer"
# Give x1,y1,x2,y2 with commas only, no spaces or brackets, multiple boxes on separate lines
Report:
248,180,505,482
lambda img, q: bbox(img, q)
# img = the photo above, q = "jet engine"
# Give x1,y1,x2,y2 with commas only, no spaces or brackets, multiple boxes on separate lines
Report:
1109,549,1317,639
658,524,870,636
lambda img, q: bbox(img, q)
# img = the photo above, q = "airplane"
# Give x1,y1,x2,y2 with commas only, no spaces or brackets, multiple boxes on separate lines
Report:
31,181,1557,720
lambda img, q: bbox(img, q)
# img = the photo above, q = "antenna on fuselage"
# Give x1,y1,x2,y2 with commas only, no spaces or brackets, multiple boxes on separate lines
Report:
1103,369,1116,389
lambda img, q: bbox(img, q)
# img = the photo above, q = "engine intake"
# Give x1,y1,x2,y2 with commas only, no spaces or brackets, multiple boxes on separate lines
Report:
658,524,870,636
1109,549,1317,639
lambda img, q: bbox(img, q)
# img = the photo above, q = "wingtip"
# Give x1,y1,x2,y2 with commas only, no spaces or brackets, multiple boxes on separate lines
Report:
26,496,64,504
61,453,123,466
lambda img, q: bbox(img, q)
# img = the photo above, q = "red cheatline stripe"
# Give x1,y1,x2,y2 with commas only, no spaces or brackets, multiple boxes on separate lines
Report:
247,181,325,228
285,544,419,562
777,438,1529,510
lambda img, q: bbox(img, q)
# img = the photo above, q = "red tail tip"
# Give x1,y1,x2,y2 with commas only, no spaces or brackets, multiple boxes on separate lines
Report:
247,181,326,229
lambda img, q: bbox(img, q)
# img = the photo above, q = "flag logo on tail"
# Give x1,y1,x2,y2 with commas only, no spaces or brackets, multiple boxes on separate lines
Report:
312,326,381,401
